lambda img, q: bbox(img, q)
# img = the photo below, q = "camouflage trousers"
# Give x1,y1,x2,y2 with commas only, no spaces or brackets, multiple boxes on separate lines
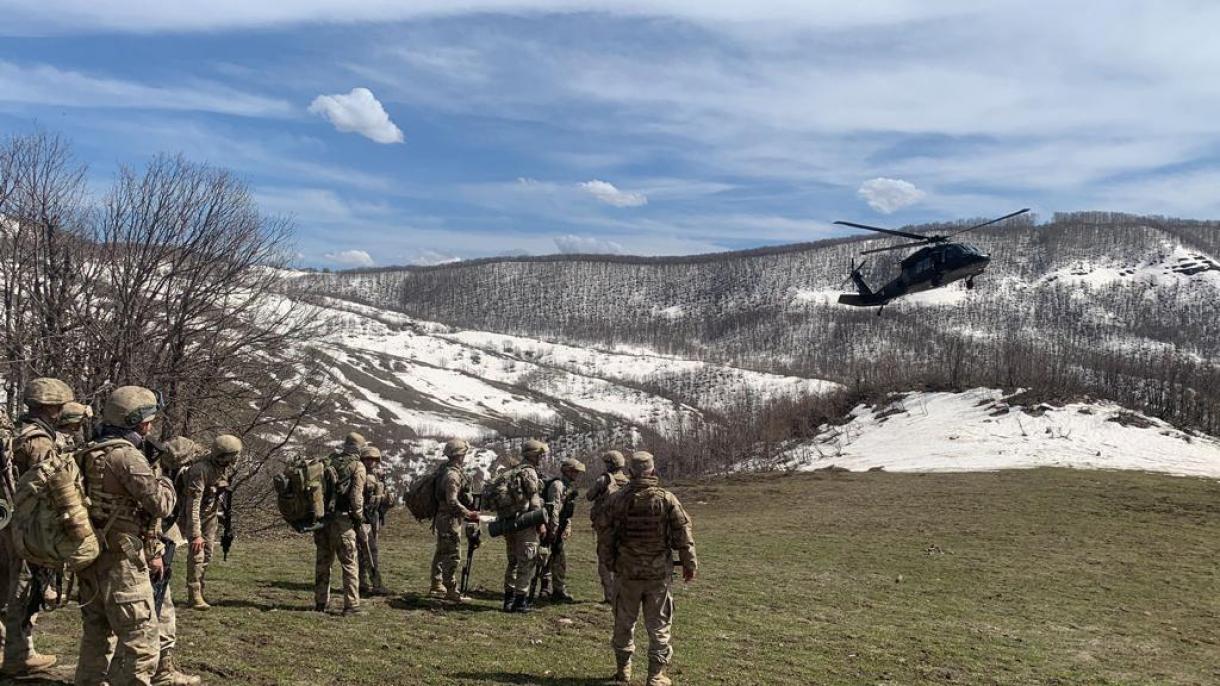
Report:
612,577,675,668
104,584,176,678
430,514,462,590
502,527,539,594
75,537,159,686
358,519,384,590
538,542,569,595
186,515,217,586
594,530,615,602
1,527,40,663
314,517,359,610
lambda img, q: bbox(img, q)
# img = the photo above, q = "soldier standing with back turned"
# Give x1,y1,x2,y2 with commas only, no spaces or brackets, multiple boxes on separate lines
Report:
501,440,547,613
430,439,481,602
1,378,74,677
181,434,242,610
74,385,177,686
313,432,367,615
597,451,697,686
538,458,586,602
586,450,628,603
357,444,390,597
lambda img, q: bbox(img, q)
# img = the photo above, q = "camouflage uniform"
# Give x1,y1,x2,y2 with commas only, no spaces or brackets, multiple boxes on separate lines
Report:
587,451,629,603
597,452,697,686
431,447,476,600
314,446,366,614
539,458,586,601
2,415,60,674
501,441,546,613
358,446,388,595
181,434,240,610
75,420,176,686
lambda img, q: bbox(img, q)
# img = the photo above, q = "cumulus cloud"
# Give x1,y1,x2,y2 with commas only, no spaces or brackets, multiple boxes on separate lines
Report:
554,234,625,254
323,249,375,267
308,87,404,144
579,180,648,207
406,249,462,266
857,178,926,214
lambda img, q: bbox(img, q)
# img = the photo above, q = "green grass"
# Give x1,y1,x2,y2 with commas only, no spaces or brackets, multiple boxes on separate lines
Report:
21,468,1220,685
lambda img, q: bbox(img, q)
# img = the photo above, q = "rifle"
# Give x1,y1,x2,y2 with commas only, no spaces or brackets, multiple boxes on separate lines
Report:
460,523,480,596
355,520,379,586
219,487,234,561
529,486,579,602
153,537,175,616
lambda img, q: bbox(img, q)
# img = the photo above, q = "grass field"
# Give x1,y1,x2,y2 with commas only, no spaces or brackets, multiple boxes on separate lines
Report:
17,468,1220,685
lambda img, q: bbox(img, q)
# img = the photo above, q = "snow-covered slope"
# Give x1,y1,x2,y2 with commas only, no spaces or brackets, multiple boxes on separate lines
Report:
787,389,1220,478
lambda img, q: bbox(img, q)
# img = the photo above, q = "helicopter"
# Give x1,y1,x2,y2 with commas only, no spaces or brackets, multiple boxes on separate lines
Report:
834,208,1030,312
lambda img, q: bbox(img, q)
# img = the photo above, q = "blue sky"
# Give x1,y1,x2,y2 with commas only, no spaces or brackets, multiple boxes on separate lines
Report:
3,1,1219,268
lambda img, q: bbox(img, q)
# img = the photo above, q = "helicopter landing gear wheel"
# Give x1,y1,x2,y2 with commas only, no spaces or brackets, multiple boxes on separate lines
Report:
966,277,975,290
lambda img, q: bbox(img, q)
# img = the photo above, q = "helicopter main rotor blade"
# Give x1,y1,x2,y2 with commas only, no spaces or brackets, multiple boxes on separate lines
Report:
946,208,1031,238
861,240,930,255
833,220,929,241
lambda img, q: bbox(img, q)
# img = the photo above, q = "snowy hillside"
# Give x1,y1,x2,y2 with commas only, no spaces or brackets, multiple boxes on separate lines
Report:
787,389,1220,478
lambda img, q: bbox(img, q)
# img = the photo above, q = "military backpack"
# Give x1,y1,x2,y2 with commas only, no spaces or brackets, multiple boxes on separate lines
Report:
404,464,444,521
12,440,101,572
480,463,535,513
272,455,337,533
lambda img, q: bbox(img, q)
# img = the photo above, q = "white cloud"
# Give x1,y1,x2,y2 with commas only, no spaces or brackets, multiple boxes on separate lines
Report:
323,249,375,267
308,88,404,144
554,234,625,254
0,61,292,116
857,178,925,214
406,250,463,266
579,180,647,207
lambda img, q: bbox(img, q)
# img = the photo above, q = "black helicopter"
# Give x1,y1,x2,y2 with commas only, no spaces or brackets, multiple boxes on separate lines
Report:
834,208,1030,311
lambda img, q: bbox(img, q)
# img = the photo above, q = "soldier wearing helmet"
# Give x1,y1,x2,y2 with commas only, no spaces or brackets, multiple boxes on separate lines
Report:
596,451,697,686
1,378,74,677
74,386,176,686
357,445,390,597
536,457,587,603
181,434,242,610
313,431,367,615
56,401,93,452
501,439,548,613
586,450,629,603
430,439,481,602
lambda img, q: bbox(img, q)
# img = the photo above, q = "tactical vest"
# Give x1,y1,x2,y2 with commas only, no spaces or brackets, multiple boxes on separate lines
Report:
619,485,671,559
80,439,158,543
590,470,630,520
14,420,56,476
329,452,360,512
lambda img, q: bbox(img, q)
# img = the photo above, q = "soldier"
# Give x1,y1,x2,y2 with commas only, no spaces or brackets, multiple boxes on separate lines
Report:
597,451,697,686
1,377,73,677
56,401,93,452
314,432,367,615
586,450,628,603
429,439,480,602
74,385,177,686
500,439,547,613
181,434,242,611
537,458,586,602
357,445,390,597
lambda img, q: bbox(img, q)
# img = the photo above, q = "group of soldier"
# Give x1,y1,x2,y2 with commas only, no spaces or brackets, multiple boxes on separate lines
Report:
1,377,699,686
2,379,238,685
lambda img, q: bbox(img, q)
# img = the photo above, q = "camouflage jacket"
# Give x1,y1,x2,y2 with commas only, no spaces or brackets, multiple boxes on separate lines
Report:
182,458,230,540
13,416,60,476
586,469,629,522
596,475,697,581
434,463,474,522
81,433,176,559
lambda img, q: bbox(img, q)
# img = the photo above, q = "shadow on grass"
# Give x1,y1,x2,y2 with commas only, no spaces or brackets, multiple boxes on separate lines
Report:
210,598,317,612
390,593,503,614
449,672,610,685
262,579,315,592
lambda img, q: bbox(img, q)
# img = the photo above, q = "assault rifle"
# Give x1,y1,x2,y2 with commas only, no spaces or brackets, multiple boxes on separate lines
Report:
529,485,579,601
355,519,379,585
153,537,176,616
219,487,234,561
459,493,482,596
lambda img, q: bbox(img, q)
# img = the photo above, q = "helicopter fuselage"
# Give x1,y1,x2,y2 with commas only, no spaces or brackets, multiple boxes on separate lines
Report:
838,242,990,307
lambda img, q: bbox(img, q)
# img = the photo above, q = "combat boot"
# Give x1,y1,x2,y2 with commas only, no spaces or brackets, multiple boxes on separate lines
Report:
342,605,365,616
551,589,575,603
151,649,202,686
187,583,210,611
612,652,632,684
646,659,671,686
0,652,57,676
538,578,550,598
443,585,467,603
428,580,446,598
502,591,514,612
510,592,532,613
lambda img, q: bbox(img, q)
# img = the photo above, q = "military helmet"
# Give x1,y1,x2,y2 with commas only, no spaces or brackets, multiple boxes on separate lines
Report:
629,451,655,475
344,432,366,449
443,438,469,457
601,450,626,468
560,458,587,474
360,445,382,461
521,439,549,457
162,436,206,464
58,402,92,426
23,378,74,407
214,434,242,457
102,386,160,429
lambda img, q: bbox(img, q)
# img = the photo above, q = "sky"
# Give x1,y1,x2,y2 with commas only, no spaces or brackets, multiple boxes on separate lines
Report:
2,1,1219,268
